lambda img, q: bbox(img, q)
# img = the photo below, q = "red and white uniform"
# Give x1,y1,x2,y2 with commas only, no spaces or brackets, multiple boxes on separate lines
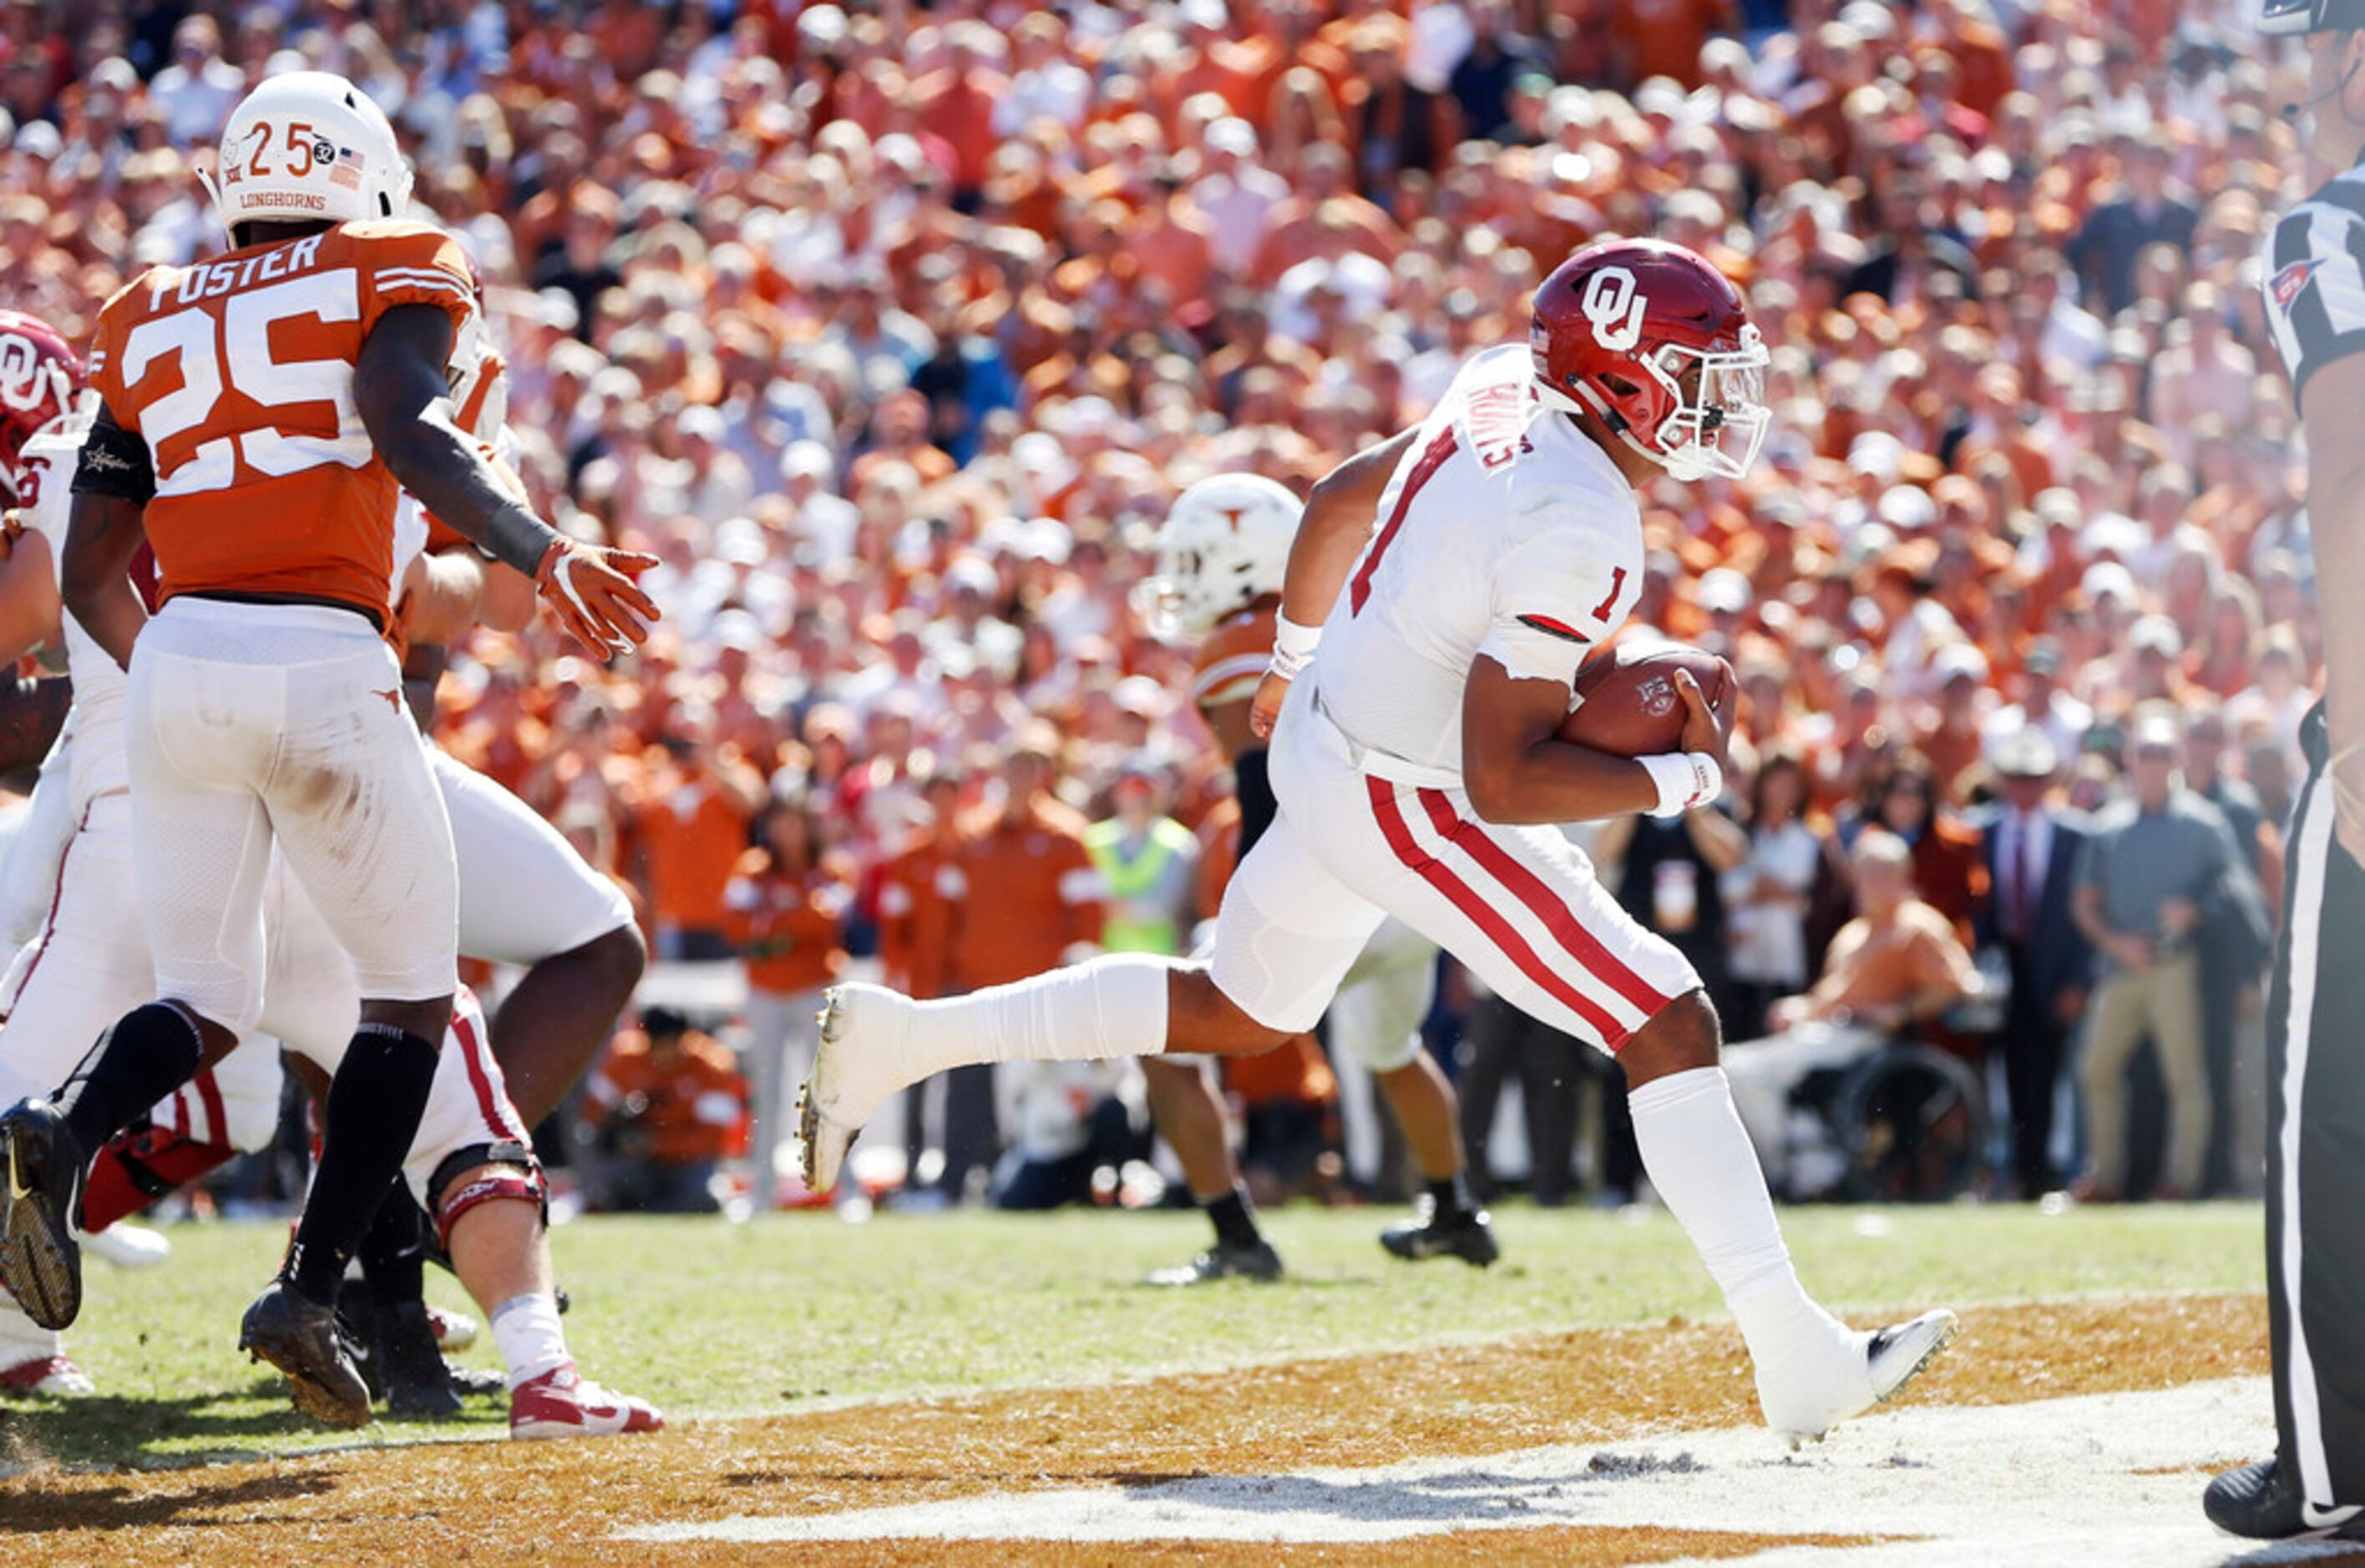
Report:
1209,346,1695,1055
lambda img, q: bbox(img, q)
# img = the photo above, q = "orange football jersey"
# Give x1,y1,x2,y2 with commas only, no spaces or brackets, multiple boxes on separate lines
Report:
1191,602,1275,714
87,219,476,620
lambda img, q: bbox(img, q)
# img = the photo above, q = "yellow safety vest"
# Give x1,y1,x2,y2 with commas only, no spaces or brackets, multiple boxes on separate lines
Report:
1086,817,1195,954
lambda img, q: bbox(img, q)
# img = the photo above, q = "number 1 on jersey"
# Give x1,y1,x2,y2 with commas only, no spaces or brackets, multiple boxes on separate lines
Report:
1588,565,1628,623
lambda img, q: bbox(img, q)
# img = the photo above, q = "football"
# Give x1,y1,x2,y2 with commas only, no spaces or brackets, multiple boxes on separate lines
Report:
1557,643,1735,757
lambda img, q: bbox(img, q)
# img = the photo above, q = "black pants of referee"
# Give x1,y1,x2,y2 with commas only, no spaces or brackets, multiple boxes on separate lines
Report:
2266,702,2365,1520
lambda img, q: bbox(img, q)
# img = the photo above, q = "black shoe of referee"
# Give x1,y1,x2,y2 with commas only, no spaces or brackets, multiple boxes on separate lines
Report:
2206,1457,2365,1540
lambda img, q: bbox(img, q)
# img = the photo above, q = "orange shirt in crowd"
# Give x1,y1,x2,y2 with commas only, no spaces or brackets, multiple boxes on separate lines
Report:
947,802,1106,991
1907,820,1989,946
638,769,756,933
722,848,848,997
583,1028,746,1166
878,830,962,999
1613,0,1736,86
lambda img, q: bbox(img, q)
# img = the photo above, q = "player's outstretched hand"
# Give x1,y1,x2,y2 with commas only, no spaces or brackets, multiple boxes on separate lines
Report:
1674,668,1733,767
535,538,661,660
1249,669,1292,740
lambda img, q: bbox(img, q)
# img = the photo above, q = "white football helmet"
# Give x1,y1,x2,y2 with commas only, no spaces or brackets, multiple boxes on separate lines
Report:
210,71,412,233
1143,473,1302,636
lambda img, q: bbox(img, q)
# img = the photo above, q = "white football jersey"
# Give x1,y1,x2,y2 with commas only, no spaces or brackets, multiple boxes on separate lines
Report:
14,414,128,813
1311,344,1645,781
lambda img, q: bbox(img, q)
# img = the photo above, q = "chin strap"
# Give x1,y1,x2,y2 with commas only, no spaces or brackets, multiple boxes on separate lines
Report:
194,162,235,250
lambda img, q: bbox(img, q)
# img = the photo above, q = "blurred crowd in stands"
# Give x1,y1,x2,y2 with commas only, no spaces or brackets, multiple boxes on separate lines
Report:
0,0,2317,1215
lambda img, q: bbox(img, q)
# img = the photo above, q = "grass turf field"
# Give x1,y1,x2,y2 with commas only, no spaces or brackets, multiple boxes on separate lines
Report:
2,1199,2265,1474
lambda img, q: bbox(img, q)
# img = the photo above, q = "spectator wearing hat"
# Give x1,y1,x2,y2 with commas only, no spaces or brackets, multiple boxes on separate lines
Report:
1084,757,1200,961
1918,644,1993,802
1986,634,2099,761
1972,730,2094,1199
2071,710,2243,1202
582,1008,747,1214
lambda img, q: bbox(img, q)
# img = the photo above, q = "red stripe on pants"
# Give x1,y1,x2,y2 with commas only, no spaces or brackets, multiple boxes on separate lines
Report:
1413,789,1674,1017
5,800,93,1014
452,1000,524,1144
1364,777,1629,1046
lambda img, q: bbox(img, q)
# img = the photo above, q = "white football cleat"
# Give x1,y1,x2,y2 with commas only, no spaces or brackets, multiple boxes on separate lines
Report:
427,1304,478,1353
1762,1308,1958,1442
0,1281,88,1397
798,984,920,1193
0,1352,94,1397
82,1222,171,1269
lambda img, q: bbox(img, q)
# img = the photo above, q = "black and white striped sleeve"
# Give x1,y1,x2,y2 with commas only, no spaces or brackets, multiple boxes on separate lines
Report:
2262,178,2365,409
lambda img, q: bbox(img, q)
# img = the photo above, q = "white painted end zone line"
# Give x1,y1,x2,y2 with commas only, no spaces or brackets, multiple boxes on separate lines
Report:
617,1378,2357,1565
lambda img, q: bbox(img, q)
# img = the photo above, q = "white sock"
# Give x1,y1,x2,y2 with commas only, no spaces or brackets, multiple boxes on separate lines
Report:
489,1292,570,1390
900,953,1181,1079
1628,1067,1863,1424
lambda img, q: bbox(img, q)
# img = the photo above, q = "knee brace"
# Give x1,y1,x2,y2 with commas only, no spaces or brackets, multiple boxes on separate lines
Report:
427,1141,548,1251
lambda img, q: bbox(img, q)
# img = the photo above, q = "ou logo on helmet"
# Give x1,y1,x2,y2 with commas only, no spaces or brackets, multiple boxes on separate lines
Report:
0,334,50,414
1580,266,1649,353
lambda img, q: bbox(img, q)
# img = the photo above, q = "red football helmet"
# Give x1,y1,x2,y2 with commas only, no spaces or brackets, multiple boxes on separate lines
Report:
0,309,83,503
1531,239,1768,483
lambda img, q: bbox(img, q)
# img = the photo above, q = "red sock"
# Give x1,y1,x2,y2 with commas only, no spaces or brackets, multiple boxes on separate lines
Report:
80,1125,237,1232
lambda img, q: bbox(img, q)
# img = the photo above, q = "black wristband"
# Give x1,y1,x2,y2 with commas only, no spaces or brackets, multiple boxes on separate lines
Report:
477,503,559,578
71,405,157,504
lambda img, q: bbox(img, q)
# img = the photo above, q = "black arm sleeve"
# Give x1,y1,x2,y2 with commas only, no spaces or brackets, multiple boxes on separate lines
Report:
68,403,156,504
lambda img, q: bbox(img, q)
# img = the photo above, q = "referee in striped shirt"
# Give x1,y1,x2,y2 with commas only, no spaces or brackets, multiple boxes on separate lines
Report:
2207,0,2365,1540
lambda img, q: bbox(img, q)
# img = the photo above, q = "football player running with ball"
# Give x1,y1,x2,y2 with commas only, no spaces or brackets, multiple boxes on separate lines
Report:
806,240,1954,1441
1140,472,1494,1282
0,71,656,1426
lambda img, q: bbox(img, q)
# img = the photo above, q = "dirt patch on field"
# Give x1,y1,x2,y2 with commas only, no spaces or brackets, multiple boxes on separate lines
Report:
0,1293,2266,1566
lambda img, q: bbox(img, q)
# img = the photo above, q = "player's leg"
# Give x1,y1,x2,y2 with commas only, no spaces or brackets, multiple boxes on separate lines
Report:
0,1051,88,1398
800,807,1382,1191
1346,776,1954,1439
1336,926,1494,1266
0,659,271,1332
235,622,458,1425
407,994,657,1440
1140,1055,1281,1284
438,750,643,1125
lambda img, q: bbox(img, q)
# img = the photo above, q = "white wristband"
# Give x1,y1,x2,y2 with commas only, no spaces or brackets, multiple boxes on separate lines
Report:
1638,751,1723,818
1269,615,1321,680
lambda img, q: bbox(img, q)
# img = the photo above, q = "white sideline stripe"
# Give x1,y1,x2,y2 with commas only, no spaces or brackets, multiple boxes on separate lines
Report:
617,1378,2319,1562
